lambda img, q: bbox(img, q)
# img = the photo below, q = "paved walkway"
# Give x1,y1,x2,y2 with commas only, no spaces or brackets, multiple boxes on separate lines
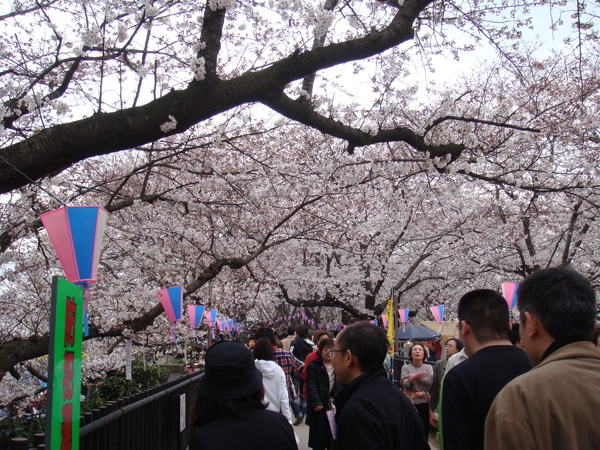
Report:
294,421,440,449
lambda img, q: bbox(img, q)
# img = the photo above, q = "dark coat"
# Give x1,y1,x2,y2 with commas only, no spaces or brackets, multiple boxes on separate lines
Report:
332,370,429,450
189,407,298,450
290,337,313,365
305,356,340,427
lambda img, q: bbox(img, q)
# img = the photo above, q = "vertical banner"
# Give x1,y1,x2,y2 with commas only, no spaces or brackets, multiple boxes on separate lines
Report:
125,340,132,381
385,288,395,354
46,276,84,450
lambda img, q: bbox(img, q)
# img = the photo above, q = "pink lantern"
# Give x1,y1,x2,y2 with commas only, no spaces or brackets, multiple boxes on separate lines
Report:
188,305,206,329
157,286,183,345
429,305,444,323
398,308,410,332
188,304,205,344
40,205,108,336
398,309,410,323
40,206,108,285
501,283,519,309
380,314,389,328
429,305,445,333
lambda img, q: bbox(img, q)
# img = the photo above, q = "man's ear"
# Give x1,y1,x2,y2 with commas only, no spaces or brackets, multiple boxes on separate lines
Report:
459,320,471,338
523,311,541,340
345,349,357,369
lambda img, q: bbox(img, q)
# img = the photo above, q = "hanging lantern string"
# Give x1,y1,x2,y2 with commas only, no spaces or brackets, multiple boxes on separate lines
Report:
170,323,178,346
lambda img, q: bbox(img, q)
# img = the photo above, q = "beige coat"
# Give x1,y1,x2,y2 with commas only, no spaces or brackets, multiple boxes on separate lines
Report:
485,341,600,450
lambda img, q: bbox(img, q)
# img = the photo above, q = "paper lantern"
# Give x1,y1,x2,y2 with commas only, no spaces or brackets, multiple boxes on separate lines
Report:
187,305,206,328
398,309,410,323
40,206,108,285
157,286,183,322
157,286,183,345
398,308,410,332
429,305,445,323
501,282,519,309
40,206,108,336
204,309,218,327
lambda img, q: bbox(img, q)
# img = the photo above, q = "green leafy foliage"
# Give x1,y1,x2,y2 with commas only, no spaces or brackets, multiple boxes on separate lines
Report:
81,362,169,413
0,417,44,450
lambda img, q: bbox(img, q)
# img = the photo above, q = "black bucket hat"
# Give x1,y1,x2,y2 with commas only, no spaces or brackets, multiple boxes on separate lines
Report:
196,341,263,400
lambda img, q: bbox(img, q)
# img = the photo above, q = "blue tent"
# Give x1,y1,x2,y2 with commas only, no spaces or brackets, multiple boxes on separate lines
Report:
397,324,442,342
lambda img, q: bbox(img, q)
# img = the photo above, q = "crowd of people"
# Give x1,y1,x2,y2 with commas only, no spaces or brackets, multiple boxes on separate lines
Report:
187,266,600,450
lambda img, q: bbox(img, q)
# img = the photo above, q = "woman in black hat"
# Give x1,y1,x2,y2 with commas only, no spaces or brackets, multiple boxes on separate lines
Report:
189,341,298,450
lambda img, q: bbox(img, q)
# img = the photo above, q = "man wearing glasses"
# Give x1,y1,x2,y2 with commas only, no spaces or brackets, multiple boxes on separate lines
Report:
331,322,429,450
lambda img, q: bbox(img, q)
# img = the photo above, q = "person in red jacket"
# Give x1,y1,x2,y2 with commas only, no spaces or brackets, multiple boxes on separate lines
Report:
302,331,332,398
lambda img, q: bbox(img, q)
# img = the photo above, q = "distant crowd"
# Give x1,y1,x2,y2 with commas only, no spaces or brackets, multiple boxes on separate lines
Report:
187,266,600,450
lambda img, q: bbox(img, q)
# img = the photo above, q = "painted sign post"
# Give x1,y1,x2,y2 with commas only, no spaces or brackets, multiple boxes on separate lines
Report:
46,276,85,450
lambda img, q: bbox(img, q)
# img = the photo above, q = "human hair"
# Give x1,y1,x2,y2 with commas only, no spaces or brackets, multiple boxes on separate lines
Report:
457,289,510,343
255,327,276,345
335,322,388,372
517,266,596,339
253,337,275,361
446,338,464,352
189,390,265,430
312,330,327,346
295,324,309,339
508,323,521,345
408,343,427,363
287,325,296,335
318,338,334,353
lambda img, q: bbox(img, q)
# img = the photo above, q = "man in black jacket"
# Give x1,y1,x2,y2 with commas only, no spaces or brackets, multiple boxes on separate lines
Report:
331,322,429,450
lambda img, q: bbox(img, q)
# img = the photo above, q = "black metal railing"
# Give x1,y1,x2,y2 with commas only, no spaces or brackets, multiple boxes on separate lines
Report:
9,370,204,450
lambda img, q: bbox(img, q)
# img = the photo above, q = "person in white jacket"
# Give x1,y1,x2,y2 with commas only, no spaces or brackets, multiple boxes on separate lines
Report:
254,337,294,425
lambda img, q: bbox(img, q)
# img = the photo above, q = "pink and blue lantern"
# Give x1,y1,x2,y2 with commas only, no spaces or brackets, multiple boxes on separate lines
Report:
429,305,445,332
398,308,410,332
380,314,389,328
501,283,519,309
429,305,444,323
40,205,108,335
157,286,183,345
188,304,205,344
187,305,206,329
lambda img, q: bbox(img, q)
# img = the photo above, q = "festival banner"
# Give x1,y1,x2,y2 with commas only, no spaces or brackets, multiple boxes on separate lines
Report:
46,277,85,450
385,290,395,354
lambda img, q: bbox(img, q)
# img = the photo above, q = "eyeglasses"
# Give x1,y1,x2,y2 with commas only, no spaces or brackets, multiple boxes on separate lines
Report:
326,349,346,357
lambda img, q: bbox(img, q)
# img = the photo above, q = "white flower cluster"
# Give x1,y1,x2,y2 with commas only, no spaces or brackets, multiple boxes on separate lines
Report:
145,5,159,17
82,27,102,48
193,41,207,53
208,0,236,11
52,100,70,115
160,115,177,133
191,56,206,81
314,9,334,39
117,22,128,42
137,66,150,78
